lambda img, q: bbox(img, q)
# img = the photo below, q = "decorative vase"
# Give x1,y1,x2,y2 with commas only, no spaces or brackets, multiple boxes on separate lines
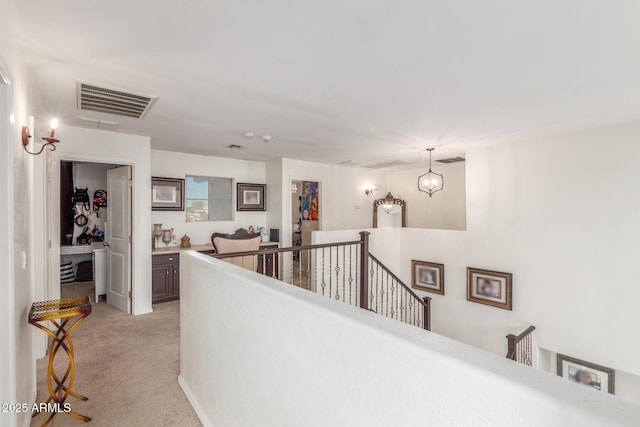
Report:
180,234,191,248
161,229,174,247
152,224,163,249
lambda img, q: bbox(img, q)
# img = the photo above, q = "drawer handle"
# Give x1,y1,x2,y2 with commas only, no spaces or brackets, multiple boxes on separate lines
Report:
168,257,174,261
166,270,169,276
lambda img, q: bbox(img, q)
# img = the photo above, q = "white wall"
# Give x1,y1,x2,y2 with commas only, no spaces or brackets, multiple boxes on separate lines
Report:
386,161,466,230
265,157,283,236
151,150,267,246
179,252,640,427
50,126,153,315
0,3,38,424
279,158,387,248
314,122,640,402
0,70,14,427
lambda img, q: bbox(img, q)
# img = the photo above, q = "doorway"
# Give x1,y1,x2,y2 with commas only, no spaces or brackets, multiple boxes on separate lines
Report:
56,160,133,313
290,180,320,287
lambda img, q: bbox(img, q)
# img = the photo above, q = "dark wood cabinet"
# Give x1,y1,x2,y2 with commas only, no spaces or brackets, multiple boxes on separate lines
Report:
257,243,279,276
152,254,180,303
152,242,280,304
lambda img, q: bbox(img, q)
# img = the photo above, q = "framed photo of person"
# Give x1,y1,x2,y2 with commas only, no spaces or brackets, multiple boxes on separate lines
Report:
237,183,266,211
557,354,615,394
151,177,185,211
411,260,444,295
466,267,512,310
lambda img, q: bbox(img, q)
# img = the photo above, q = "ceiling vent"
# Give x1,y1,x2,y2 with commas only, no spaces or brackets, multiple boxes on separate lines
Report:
339,160,359,166
227,144,245,150
363,160,411,169
77,81,157,118
436,157,466,164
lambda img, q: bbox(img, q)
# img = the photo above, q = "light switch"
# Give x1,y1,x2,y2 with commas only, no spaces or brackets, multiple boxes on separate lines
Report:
354,204,360,210
21,251,27,270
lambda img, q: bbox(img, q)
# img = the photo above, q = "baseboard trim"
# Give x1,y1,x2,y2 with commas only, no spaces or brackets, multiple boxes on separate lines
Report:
178,374,212,427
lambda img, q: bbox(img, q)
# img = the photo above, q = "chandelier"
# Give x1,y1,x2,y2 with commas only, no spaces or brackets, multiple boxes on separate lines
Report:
417,148,444,197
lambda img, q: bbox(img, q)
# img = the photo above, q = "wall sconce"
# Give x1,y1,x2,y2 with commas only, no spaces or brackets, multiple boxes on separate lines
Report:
417,148,444,197
364,184,378,197
22,118,60,156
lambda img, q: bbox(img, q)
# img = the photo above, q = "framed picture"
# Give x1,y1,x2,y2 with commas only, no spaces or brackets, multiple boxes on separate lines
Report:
411,260,444,295
237,183,266,211
557,354,615,394
466,267,512,310
300,181,319,221
151,177,185,211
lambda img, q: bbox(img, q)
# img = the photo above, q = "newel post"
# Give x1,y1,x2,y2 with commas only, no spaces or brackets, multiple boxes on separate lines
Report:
422,296,432,331
359,231,370,310
506,334,517,360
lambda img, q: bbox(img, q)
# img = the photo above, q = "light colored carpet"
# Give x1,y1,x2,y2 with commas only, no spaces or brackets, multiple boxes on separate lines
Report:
31,298,202,427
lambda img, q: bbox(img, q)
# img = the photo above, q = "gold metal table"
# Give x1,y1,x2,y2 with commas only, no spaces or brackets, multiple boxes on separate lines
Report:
28,296,92,426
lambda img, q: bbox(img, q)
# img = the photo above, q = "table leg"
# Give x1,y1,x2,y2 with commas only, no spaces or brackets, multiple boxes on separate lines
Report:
32,315,92,426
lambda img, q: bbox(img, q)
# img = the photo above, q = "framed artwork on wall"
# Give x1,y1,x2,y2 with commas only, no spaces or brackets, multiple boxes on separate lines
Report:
237,183,266,211
557,354,615,394
151,177,185,211
466,267,512,310
411,260,444,295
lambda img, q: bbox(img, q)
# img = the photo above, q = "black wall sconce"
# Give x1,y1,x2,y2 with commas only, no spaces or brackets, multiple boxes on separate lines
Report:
22,118,60,155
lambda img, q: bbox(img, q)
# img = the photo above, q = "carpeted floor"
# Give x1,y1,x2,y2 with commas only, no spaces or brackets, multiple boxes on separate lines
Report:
31,286,202,427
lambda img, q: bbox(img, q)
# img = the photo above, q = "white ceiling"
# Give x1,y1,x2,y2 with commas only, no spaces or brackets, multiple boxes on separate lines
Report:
13,1,640,165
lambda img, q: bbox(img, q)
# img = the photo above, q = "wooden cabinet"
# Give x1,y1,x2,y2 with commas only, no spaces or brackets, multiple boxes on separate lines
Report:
152,254,180,303
257,243,279,276
152,243,280,304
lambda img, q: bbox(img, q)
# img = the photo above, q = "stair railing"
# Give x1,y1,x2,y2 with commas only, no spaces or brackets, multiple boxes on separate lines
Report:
506,326,536,366
365,251,431,331
213,231,430,331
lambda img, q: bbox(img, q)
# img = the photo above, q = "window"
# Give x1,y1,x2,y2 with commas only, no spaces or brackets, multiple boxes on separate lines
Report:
185,176,233,222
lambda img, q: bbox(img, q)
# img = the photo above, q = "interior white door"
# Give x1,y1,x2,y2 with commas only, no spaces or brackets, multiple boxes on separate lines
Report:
106,166,132,313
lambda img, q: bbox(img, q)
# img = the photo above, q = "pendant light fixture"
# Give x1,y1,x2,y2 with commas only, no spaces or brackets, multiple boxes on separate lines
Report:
417,148,444,197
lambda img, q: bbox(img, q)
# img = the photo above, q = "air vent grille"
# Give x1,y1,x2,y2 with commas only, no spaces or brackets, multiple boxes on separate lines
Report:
227,144,245,150
436,157,465,164
77,81,157,118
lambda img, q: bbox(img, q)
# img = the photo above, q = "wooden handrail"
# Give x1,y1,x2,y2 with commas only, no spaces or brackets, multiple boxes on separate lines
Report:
212,240,363,259
506,326,535,362
506,326,536,343
211,232,430,331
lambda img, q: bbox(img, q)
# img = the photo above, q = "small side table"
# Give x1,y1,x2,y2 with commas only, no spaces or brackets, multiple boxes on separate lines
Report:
28,296,92,426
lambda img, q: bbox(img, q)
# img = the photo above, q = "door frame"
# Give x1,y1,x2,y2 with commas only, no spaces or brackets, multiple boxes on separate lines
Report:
46,153,134,313
286,176,323,248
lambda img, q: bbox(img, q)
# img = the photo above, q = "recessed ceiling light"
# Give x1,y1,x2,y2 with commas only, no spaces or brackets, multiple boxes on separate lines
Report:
227,144,245,150
262,135,272,143
243,132,254,139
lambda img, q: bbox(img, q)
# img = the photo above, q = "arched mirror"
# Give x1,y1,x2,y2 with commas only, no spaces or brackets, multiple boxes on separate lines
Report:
373,192,406,228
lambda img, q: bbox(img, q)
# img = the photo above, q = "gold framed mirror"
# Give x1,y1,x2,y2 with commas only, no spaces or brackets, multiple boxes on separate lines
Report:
373,192,406,228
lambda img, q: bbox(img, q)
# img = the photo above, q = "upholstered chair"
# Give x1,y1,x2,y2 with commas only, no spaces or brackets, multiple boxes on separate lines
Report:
211,229,261,272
